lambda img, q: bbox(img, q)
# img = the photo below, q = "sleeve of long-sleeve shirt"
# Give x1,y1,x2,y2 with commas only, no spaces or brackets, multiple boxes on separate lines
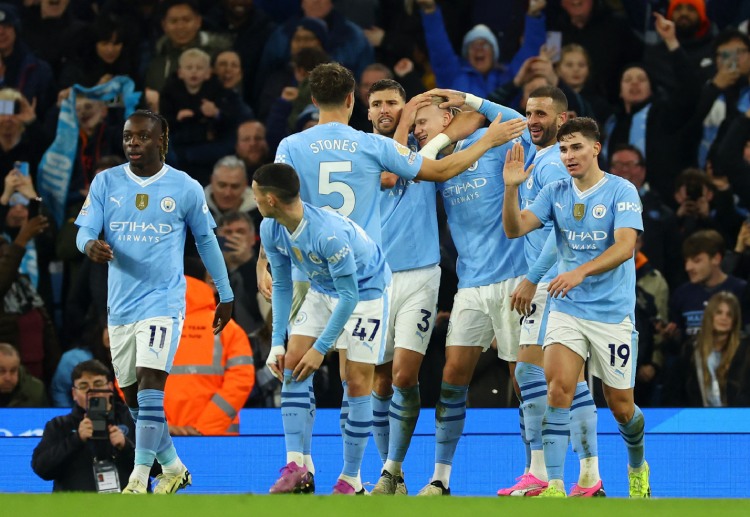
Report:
194,321,255,435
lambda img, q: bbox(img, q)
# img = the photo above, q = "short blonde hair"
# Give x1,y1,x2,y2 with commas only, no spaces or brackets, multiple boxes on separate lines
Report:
178,48,211,68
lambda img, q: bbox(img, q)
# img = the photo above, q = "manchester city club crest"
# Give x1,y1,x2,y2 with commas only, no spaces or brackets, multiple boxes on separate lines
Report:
573,203,585,221
160,196,176,212
135,194,149,210
592,204,607,219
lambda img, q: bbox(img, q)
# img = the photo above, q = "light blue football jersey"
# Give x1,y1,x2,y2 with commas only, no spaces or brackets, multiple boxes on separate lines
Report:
476,98,536,160
261,202,391,301
275,122,423,245
521,143,568,282
75,164,216,325
439,129,528,288
380,136,440,272
527,173,644,323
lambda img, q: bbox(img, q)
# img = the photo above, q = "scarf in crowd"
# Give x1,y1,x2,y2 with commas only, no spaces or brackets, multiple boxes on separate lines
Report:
37,76,141,226
3,274,45,315
603,103,650,165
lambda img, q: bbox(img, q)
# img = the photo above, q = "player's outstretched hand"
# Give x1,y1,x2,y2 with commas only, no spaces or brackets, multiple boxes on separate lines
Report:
511,277,538,316
487,115,526,148
503,142,533,187
425,88,468,109
85,239,114,263
213,301,234,334
547,269,585,298
293,347,324,382
401,93,433,128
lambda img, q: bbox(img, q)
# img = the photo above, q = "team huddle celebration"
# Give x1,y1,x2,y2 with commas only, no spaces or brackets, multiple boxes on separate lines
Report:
3,0,750,502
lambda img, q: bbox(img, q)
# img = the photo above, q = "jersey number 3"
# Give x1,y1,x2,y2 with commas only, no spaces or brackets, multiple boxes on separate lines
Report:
319,161,355,216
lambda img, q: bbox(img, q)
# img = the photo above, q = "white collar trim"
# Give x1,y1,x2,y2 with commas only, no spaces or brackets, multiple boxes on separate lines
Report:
124,163,168,187
573,174,608,199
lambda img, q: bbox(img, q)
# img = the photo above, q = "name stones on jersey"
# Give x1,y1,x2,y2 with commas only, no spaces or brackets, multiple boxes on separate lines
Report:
292,247,304,263
573,203,585,221
135,194,149,210
393,141,410,156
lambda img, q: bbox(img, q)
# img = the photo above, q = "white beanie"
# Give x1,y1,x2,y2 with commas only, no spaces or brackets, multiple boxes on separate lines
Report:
462,24,499,61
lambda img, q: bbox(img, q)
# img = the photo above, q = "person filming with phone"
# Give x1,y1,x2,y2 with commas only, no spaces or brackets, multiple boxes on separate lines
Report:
32,359,138,492
0,176,60,386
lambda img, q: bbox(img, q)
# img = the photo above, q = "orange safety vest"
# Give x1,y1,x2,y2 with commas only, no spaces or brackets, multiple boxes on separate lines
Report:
164,276,255,435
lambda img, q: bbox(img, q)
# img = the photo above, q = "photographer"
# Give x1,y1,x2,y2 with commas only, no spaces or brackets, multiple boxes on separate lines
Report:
31,359,136,492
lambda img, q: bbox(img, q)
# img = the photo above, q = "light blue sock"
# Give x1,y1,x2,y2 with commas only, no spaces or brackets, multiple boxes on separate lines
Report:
542,406,570,481
517,362,547,454
388,384,420,463
519,405,531,469
618,405,645,468
281,369,312,458
135,389,167,467
371,391,391,463
570,381,598,460
303,384,315,456
435,382,468,466
340,381,348,436
343,395,372,477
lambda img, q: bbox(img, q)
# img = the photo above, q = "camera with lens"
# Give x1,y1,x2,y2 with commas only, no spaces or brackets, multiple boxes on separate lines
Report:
86,389,113,440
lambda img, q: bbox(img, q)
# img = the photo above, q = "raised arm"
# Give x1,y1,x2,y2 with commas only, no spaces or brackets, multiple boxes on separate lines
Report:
502,142,542,238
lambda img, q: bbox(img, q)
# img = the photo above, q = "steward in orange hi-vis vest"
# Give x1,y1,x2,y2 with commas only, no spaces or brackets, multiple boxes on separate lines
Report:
164,276,255,435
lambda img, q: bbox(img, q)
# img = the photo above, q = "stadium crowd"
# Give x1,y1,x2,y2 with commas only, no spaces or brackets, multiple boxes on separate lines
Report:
0,0,749,436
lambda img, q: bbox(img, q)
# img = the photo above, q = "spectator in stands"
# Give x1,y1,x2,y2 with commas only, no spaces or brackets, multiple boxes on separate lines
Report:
644,0,717,90
264,48,330,150
258,0,373,84
205,155,260,230
0,3,55,116
20,0,87,79
217,212,264,335
256,19,328,121
673,168,744,247
610,144,683,288
32,359,137,491
213,50,255,121
0,184,60,386
58,14,140,91
416,0,545,97
634,235,670,407
235,120,270,176
0,88,49,179
144,0,230,93
671,291,750,406
488,59,554,113
548,0,643,103
164,262,254,436
692,29,750,167
603,14,702,202
160,48,242,184
50,319,110,408
554,44,610,123
207,0,276,113
670,230,747,340
716,105,750,210
0,342,47,407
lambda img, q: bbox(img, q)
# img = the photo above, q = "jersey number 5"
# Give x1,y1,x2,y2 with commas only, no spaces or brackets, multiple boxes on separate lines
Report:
319,161,355,216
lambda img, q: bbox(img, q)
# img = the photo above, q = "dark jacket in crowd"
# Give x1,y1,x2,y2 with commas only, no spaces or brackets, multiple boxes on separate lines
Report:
0,364,47,407
604,48,702,203
31,400,136,492
669,336,750,407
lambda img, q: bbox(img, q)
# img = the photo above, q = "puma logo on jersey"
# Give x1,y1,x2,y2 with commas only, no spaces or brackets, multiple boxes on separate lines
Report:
555,202,566,210
110,196,123,207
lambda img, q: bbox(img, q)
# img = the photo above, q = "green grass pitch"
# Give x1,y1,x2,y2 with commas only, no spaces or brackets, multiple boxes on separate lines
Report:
3,494,750,517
